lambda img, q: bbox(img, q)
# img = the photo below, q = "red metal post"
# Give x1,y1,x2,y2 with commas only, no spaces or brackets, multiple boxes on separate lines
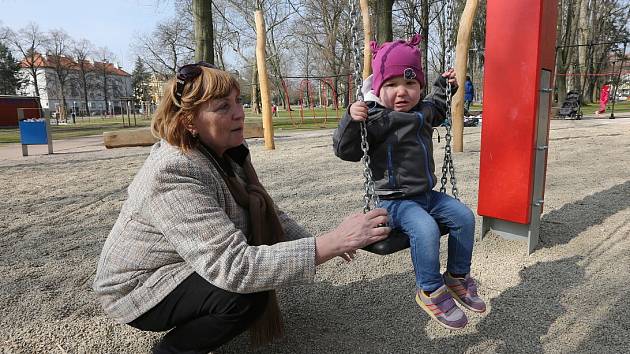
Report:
478,0,558,254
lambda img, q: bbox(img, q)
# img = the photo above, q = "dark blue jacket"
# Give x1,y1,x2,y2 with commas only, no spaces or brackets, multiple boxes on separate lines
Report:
464,80,474,102
333,77,454,199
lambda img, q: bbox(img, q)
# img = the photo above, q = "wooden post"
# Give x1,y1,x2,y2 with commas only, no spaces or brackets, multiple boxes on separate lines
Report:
255,10,275,150
452,0,479,152
360,0,372,79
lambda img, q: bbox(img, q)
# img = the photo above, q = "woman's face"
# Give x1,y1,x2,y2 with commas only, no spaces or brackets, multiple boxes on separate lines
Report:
193,88,245,156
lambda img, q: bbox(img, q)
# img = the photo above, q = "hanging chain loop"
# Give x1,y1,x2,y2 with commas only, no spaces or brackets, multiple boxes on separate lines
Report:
439,0,459,201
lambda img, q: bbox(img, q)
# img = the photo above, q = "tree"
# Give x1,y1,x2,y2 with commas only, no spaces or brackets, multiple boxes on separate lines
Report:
294,0,355,106
7,23,47,97
131,57,151,106
94,47,116,115
0,41,23,94
45,29,72,118
133,16,194,76
372,0,394,43
72,38,94,116
193,0,214,62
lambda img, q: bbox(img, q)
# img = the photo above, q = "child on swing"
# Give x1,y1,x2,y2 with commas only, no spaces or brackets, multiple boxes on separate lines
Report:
333,34,485,330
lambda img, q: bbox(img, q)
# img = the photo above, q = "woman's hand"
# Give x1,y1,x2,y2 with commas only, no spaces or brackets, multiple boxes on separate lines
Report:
315,208,390,265
349,101,369,121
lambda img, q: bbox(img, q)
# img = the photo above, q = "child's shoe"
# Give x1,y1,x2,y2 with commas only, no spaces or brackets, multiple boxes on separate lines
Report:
415,285,468,330
443,272,486,313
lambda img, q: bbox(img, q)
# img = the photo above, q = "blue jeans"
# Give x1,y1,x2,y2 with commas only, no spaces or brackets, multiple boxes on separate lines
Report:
379,190,475,292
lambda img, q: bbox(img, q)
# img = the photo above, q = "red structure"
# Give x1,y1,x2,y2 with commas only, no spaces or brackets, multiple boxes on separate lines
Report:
0,96,42,127
478,0,558,254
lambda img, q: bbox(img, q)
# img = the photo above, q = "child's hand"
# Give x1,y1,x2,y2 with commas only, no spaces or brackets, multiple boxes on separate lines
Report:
442,69,458,89
349,101,368,121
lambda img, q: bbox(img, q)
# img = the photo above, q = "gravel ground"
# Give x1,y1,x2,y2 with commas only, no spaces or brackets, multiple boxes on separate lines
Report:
1,117,629,353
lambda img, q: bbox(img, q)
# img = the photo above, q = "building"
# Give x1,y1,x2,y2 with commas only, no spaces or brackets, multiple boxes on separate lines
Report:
147,73,167,105
18,53,132,116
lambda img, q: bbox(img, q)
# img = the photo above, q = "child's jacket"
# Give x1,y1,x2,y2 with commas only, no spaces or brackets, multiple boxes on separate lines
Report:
333,76,453,200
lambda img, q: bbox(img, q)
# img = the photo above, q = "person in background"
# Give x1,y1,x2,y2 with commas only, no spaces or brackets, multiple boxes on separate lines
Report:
464,75,475,113
595,82,611,116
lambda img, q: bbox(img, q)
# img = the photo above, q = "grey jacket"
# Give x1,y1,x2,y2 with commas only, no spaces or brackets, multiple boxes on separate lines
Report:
333,77,453,199
93,141,316,324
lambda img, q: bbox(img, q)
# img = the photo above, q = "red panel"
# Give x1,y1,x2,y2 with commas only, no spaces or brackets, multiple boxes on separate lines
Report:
478,0,545,224
0,96,41,126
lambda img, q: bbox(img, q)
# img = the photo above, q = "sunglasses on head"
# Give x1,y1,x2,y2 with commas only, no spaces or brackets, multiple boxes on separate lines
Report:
174,61,217,103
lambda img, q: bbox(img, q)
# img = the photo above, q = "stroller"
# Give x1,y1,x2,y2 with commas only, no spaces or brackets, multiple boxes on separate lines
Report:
558,90,583,119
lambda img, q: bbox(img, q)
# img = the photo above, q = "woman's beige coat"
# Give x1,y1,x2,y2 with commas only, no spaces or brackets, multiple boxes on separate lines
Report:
93,141,316,324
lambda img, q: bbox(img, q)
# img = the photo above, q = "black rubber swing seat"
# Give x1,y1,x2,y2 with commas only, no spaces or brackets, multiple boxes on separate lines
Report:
362,223,450,255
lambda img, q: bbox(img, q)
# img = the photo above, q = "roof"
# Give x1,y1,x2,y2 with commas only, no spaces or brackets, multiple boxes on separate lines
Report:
20,53,130,76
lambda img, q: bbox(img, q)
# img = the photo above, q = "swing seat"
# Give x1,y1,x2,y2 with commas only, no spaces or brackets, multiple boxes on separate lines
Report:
362,223,449,255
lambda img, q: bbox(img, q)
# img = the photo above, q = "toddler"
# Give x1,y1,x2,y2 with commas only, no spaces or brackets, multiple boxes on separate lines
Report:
333,34,486,330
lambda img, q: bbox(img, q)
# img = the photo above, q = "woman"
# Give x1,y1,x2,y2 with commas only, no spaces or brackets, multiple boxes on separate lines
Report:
93,62,390,354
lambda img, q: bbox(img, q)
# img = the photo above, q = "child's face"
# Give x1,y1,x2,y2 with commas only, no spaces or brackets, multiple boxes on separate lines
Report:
379,76,423,112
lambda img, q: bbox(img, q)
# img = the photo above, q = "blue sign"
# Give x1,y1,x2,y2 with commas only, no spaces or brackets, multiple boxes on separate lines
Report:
18,120,49,145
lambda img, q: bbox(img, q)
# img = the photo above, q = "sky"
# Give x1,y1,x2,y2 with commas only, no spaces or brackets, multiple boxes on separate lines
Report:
0,0,176,72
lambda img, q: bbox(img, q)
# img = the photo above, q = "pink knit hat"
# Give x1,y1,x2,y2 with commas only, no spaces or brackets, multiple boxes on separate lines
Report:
370,34,424,97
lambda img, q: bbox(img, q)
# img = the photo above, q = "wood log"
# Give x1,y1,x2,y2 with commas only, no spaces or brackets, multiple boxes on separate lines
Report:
103,128,158,148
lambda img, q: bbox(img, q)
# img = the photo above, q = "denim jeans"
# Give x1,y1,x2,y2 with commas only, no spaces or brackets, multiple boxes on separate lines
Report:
379,190,475,292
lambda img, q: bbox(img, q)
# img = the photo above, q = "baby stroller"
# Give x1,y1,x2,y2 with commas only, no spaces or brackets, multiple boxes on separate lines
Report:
558,90,583,120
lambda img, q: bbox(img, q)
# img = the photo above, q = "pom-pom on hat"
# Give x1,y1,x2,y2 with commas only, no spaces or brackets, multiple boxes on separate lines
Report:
370,34,424,97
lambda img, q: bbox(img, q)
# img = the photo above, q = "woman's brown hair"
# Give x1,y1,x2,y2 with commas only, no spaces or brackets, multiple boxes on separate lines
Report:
151,67,240,152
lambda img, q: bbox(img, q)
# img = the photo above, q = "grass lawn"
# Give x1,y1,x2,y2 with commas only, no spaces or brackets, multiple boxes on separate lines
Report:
2,101,628,144
0,108,342,144
0,114,152,144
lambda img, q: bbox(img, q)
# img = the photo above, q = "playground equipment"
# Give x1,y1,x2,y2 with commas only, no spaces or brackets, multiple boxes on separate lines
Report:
347,0,460,255
254,10,275,149
279,77,342,128
478,0,558,254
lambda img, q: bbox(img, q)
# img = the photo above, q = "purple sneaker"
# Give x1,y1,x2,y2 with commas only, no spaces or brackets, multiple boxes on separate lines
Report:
443,272,486,313
415,285,468,330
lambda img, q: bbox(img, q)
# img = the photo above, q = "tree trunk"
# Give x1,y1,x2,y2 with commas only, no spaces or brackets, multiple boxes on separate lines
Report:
193,0,214,63
576,0,589,101
374,0,394,43
420,0,429,87
103,73,109,115
251,63,260,114
60,84,67,119
30,66,40,98
82,70,90,116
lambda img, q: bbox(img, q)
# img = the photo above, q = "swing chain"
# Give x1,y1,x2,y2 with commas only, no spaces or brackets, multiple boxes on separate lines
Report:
439,0,460,201
349,0,379,212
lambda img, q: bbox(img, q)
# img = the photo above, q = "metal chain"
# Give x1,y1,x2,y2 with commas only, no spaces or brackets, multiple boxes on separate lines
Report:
439,0,459,201
349,0,379,213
